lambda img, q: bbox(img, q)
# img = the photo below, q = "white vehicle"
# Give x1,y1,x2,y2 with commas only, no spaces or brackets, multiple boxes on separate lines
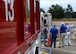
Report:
40,12,52,39
40,12,52,30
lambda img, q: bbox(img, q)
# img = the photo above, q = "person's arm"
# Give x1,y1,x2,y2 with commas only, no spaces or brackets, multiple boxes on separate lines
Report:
65,26,67,32
58,28,60,38
57,29,58,34
50,28,52,32
56,29,58,37
59,26,61,33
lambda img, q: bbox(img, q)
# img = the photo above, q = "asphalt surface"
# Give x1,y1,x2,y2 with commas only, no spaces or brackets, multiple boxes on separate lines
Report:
52,49,73,54
41,36,76,54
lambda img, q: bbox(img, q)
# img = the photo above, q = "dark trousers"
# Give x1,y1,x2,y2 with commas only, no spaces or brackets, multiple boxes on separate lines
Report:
50,36,57,48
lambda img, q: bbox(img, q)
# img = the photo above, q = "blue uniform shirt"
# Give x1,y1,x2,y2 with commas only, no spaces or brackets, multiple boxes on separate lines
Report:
50,27,58,37
60,24,67,33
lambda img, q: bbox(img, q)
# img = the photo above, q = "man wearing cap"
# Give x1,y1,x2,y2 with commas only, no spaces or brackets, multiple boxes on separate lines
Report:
65,23,71,46
59,22,67,48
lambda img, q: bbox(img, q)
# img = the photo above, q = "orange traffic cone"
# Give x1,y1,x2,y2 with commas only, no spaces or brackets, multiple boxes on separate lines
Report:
47,37,50,47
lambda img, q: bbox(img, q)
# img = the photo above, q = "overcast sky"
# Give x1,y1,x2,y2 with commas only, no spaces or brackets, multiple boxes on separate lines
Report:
40,0,76,12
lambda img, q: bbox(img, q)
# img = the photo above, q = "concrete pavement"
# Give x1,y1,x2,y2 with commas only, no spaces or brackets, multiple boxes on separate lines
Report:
52,39,76,54
41,39,76,54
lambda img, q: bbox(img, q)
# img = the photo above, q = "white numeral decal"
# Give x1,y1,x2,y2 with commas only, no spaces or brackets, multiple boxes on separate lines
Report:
3,0,14,21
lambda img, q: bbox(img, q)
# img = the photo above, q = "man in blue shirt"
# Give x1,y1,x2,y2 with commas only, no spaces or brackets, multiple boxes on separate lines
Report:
59,22,67,48
50,25,58,48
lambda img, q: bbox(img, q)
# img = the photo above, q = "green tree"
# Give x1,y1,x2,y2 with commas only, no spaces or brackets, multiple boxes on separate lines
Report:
65,4,73,18
72,12,76,18
48,4,65,19
40,8,45,13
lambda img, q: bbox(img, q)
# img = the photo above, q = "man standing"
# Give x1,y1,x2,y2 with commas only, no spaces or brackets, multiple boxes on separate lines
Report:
43,25,48,46
65,23,71,46
59,22,67,48
70,24,75,39
50,25,58,48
